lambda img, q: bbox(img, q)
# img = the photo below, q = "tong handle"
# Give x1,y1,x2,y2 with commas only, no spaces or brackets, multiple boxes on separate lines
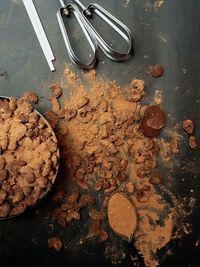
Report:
59,0,69,15
57,3,98,69
82,3,133,61
73,0,92,16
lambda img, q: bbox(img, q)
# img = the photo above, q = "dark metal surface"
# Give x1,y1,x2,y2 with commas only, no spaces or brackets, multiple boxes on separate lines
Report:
0,0,200,266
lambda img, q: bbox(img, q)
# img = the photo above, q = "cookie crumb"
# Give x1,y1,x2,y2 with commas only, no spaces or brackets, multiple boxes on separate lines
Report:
149,65,164,78
50,84,62,98
183,119,194,134
48,237,63,252
189,136,198,150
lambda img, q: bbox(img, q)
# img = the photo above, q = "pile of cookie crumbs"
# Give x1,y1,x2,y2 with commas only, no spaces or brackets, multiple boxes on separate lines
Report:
0,95,59,217
43,67,198,266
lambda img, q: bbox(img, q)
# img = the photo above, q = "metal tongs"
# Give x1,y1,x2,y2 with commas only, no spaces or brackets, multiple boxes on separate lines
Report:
57,0,133,69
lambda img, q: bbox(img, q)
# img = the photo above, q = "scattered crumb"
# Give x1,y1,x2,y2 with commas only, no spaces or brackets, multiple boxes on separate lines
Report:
154,0,165,10
45,68,191,267
183,119,194,134
50,83,62,98
154,90,163,105
189,136,198,150
65,68,77,82
48,237,63,252
149,65,164,78
195,239,200,247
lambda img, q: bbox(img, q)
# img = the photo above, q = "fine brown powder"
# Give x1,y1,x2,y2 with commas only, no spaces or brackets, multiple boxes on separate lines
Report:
108,192,138,241
46,68,192,267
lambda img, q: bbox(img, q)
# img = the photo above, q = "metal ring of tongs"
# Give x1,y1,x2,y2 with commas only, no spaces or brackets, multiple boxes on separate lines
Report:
74,0,133,61
57,0,98,69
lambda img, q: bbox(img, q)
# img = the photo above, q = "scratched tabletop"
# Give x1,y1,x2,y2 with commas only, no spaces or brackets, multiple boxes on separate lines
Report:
0,0,200,266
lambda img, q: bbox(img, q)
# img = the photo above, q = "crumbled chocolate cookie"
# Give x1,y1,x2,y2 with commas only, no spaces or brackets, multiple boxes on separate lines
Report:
0,97,59,218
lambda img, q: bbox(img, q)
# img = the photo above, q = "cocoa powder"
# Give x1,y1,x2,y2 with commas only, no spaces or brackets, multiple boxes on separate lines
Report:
108,193,137,241
47,69,191,267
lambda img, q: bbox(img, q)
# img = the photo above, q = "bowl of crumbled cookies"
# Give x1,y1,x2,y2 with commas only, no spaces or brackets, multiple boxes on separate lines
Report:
0,93,60,218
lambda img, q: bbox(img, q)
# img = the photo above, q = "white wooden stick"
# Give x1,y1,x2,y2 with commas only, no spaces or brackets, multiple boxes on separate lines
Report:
23,0,55,71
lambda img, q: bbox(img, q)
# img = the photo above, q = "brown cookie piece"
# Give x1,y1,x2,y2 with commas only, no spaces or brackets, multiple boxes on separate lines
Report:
0,202,10,217
149,172,163,185
50,97,60,113
124,80,145,102
67,188,79,204
48,237,63,252
183,119,194,134
89,209,106,220
79,194,94,208
149,65,164,78
50,84,62,98
189,136,198,150
23,92,38,104
98,229,108,241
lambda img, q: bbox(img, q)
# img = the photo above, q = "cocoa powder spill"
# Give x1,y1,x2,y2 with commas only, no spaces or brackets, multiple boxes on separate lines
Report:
108,192,137,241
44,68,195,267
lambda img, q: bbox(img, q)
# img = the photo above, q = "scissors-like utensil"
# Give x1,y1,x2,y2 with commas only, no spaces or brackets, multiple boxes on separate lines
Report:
57,0,133,69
